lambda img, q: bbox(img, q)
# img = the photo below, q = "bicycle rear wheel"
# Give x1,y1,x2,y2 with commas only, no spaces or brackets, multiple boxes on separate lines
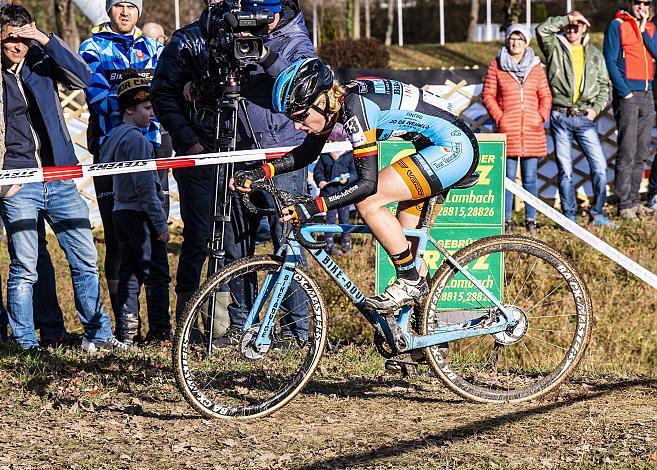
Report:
173,255,327,419
420,235,592,403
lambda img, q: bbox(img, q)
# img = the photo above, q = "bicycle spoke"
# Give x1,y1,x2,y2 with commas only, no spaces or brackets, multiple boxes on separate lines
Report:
422,237,590,403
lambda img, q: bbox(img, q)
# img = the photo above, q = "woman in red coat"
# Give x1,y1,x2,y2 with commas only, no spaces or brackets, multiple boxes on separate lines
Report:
482,23,552,233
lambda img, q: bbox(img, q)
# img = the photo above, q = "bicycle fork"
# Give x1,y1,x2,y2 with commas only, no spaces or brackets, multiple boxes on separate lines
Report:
241,247,301,356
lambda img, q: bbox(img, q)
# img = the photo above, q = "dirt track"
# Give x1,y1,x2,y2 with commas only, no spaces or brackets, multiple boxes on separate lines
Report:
0,346,655,469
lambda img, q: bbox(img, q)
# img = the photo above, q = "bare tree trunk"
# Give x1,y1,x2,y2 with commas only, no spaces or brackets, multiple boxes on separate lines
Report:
353,0,360,39
364,0,370,38
502,0,523,30
467,0,480,42
385,0,395,46
54,0,80,51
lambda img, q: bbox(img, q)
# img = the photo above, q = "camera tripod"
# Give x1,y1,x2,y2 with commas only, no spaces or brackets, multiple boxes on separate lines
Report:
205,71,270,356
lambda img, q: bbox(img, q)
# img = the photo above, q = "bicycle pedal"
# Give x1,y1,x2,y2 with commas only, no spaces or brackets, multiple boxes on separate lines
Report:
384,356,418,378
383,313,409,352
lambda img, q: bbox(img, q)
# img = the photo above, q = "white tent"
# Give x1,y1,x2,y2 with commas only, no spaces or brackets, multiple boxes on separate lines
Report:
72,0,108,25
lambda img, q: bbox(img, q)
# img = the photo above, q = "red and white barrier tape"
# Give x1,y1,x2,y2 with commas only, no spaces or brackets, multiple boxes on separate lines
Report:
0,141,353,186
505,178,657,289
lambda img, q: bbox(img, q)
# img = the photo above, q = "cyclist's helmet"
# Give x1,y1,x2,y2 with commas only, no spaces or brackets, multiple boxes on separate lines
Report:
272,58,334,115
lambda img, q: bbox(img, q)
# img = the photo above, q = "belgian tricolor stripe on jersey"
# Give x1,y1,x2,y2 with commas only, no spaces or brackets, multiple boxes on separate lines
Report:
263,162,276,179
353,143,378,158
315,197,328,212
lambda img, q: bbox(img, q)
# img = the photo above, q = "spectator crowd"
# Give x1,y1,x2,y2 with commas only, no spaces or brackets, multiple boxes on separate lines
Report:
0,0,655,351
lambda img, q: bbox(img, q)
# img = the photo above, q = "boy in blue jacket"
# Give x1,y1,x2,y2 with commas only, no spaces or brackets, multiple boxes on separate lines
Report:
99,74,170,345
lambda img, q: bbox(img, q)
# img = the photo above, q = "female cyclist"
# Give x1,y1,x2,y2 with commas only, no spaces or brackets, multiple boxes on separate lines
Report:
233,58,479,311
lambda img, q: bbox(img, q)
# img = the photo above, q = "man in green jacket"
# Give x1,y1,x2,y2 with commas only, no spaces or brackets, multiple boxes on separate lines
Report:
536,11,617,228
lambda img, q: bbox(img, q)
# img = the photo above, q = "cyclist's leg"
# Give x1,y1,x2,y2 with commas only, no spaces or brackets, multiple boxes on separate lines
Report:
360,141,476,310
397,200,430,277
358,167,426,310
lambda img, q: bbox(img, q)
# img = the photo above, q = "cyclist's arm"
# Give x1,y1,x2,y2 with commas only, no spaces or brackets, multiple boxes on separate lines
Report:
316,150,377,211
263,131,330,177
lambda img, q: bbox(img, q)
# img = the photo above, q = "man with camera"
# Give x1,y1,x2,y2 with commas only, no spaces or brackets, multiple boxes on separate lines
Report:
151,0,315,344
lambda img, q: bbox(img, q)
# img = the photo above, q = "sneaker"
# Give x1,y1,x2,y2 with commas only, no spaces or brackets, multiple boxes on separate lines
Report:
635,204,656,217
81,336,129,354
143,330,171,344
648,195,657,211
619,206,638,220
212,325,242,349
525,220,538,235
504,221,515,234
591,214,618,229
365,277,428,311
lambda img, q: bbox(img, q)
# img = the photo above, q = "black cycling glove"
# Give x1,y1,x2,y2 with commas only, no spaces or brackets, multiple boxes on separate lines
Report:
285,202,320,227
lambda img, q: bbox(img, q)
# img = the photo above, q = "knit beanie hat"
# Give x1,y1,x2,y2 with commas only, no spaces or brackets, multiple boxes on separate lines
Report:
117,70,151,112
242,0,282,13
106,0,142,16
505,23,532,44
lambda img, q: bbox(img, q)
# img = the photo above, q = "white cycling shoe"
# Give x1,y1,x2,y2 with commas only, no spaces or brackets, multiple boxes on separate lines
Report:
365,277,428,311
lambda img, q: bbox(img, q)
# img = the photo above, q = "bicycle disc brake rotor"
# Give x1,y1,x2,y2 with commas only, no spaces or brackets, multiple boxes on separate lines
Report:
492,305,528,345
240,325,271,360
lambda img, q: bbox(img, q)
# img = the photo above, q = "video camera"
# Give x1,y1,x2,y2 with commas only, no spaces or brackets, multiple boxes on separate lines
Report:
202,0,276,97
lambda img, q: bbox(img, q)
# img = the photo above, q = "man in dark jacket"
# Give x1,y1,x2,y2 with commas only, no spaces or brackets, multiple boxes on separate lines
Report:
151,0,314,344
0,5,126,352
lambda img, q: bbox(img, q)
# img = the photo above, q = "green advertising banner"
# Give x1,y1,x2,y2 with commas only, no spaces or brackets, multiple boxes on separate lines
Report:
375,135,506,309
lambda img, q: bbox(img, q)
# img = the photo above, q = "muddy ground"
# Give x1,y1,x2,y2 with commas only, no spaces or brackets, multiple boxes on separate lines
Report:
0,344,655,469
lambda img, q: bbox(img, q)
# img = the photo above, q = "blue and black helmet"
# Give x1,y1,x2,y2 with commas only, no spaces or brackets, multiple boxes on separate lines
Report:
272,58,334,115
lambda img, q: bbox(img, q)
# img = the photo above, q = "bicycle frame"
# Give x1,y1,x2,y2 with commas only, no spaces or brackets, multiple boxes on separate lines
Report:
243,221,517,353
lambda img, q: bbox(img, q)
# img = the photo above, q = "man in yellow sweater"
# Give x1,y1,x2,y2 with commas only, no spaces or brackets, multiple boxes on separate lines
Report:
536,11,616,227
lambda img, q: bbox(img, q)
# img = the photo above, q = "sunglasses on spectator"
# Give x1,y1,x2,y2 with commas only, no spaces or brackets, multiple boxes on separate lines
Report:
633,0,651,6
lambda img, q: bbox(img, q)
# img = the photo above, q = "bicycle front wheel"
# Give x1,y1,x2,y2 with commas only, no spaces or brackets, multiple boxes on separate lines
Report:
173,255,328,419
420,235,592,403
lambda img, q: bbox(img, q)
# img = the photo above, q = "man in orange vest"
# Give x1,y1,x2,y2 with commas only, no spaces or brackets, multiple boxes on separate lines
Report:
604,0,657,219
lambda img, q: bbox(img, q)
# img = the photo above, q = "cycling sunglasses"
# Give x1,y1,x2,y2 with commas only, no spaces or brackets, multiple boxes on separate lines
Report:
288,102,331,123
633,0,651,6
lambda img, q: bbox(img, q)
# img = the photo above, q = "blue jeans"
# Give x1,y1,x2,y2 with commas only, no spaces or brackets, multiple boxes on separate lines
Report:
0,181,112,348
325,206,351,247
505,157,539,222
33,213,68,341
551,111,609,220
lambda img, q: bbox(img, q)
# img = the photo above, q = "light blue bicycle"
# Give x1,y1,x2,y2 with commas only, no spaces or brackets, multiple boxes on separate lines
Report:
173,178,592,419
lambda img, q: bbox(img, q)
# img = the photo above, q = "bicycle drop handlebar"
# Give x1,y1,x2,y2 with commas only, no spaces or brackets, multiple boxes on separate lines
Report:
239,181,327,250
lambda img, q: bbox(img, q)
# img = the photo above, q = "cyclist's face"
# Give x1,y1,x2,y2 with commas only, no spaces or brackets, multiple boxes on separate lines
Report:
291,98,330,134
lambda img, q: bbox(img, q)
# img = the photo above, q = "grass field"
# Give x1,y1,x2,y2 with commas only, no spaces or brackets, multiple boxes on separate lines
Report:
386,33,605,69
0,207,656,467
